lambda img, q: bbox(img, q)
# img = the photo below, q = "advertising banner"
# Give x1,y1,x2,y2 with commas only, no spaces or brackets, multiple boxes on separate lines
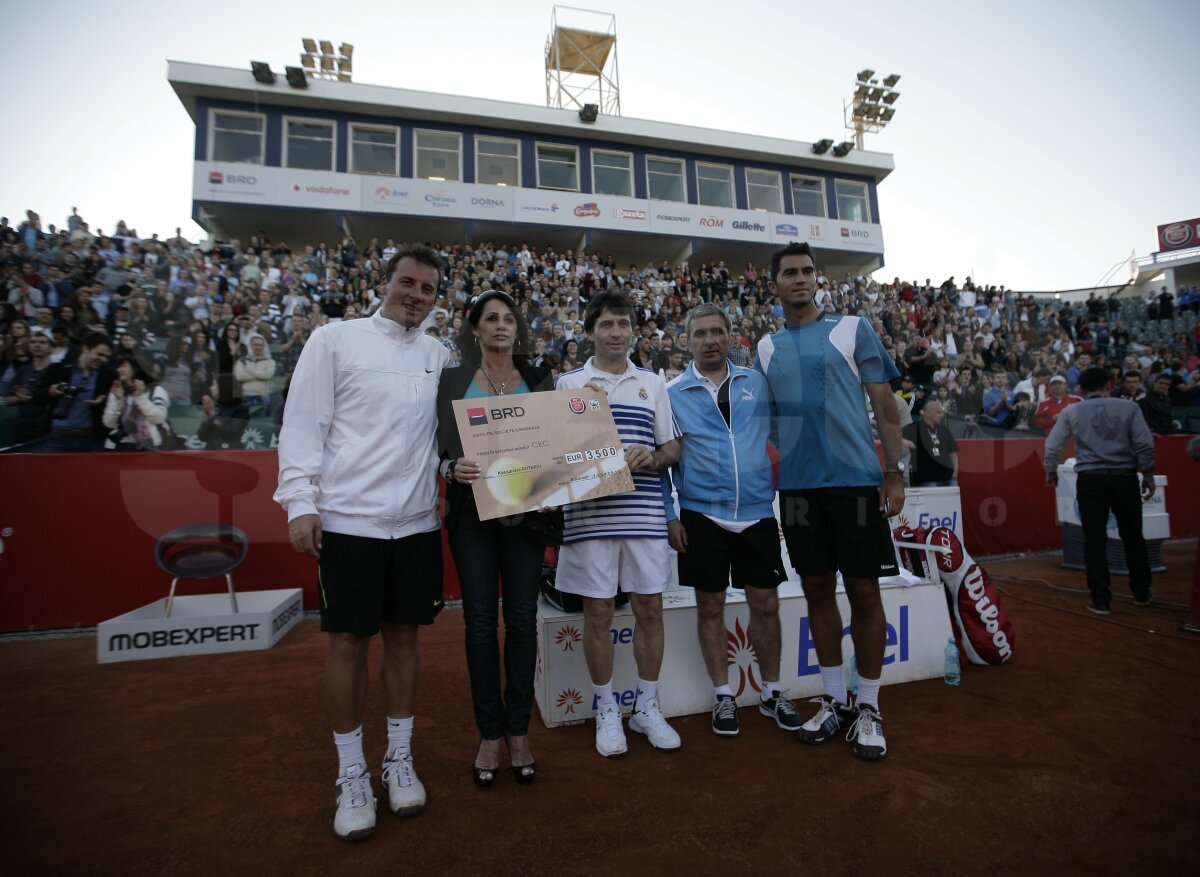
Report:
1157,218,1200,253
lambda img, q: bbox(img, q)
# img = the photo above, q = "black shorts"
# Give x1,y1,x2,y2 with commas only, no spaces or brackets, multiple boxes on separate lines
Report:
676,509,787,593
779,487,899,579
317,529,445,637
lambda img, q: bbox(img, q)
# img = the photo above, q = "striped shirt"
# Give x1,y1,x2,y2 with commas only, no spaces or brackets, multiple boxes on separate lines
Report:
556,358,677,542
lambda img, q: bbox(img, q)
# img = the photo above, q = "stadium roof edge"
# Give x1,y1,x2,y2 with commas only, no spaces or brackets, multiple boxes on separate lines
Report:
167,60,894,183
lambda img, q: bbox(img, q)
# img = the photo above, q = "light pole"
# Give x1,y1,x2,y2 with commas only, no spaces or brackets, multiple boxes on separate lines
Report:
845,69,900,150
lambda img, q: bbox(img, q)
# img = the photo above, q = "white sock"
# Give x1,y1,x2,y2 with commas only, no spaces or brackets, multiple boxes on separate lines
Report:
761,679,782,702
856,675,881,710
386,716,413,758
333,726,365,775
594,680,615,709
635,677,658,709
820,664,849,705
714,684,733,699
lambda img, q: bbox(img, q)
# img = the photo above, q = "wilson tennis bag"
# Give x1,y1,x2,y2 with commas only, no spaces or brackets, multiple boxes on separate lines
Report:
927,527,1014,665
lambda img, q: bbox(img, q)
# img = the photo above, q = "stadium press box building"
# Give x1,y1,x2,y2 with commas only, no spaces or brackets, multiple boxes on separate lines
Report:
169,61,894,276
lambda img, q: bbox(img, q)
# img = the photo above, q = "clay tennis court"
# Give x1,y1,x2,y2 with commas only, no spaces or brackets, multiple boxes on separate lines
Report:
3,544,1198,876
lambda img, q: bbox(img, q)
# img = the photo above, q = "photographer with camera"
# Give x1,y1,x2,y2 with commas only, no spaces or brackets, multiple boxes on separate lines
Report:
34,330,114,452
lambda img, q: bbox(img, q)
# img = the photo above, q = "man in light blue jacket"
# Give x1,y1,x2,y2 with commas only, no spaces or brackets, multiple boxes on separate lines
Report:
666,303,801,737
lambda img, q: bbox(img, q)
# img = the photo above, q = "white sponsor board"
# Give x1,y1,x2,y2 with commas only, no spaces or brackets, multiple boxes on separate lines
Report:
97,588,303,664
890,486,965,544
1054,464,1169,540
192,162,883,251
534,579,951,727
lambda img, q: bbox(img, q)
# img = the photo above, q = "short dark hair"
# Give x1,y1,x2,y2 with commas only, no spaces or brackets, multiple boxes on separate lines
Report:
82,330,112,351
583,290,635,334
1124,370,1142,380
1079,366,1110,393
769,242,814,280
385,245,445,287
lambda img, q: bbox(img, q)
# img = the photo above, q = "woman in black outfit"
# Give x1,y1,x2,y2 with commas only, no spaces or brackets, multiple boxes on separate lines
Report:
436,290,554,788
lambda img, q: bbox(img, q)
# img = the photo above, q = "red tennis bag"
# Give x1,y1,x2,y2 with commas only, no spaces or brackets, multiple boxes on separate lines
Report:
926,527,1015,665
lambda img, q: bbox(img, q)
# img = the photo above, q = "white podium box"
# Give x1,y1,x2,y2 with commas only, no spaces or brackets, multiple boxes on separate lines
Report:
97,589,304,664
1054,464,1169,540
534,579,952,727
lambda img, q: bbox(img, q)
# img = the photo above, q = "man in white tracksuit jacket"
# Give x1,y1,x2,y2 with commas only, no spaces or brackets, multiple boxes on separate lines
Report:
275,246,449,842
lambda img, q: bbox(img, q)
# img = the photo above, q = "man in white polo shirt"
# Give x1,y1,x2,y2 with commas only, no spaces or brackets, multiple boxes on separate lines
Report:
556,290,682,757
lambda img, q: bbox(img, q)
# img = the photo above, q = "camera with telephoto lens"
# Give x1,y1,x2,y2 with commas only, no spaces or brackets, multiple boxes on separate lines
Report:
52,383,85,419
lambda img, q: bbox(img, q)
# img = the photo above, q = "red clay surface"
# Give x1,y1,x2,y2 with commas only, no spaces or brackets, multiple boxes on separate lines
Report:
3,543,1198,876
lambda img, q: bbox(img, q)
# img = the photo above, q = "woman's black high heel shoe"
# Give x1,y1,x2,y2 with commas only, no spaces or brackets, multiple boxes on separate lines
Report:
474,739,500,789
510,762,537,785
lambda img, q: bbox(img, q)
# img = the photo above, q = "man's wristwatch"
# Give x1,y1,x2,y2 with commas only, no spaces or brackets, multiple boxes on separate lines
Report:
885,461,906,476
444,459,458,483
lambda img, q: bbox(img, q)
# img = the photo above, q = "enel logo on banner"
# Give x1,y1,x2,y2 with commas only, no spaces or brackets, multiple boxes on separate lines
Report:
797,605,909,675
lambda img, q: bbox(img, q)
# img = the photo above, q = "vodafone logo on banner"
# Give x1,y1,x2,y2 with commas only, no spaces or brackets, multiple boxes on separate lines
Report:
1157,218,1200,252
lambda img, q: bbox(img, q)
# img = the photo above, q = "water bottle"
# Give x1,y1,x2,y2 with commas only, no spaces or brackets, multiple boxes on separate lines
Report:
944,638,961,686
848,655,858,696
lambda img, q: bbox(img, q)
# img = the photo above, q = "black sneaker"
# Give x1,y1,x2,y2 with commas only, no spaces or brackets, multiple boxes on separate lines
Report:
797,695,855,744
1086,601,1111,615
846,704,887,760
1133,589,1154,607
711,694,739,736
759,691,804,732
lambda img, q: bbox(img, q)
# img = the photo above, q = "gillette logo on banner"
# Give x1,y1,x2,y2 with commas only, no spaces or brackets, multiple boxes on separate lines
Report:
467,407,488,426
797,605,910,675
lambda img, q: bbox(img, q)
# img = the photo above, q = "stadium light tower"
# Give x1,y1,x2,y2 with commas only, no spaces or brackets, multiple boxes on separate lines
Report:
545,6,621,118
300,39,354,82
844,70,900,149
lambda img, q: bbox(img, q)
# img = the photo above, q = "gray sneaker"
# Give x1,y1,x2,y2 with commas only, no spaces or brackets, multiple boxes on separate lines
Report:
759,691,804,732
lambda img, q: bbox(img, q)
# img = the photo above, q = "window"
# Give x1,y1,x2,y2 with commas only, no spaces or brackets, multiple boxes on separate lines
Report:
536,143,579,191
647,156,685,202
284,117,335,171
210,111,264,164
592,149,633,197
696,162,734,208
349,124,399,176
746,168,783,213
835,179,871,223
476,136,520,186
790,174,827,217
415,129,462,181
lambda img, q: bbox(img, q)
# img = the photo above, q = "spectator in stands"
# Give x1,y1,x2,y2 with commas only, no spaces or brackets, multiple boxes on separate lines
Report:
1112,370,1145,402
102,354,169,450
980,370,1015,427
3,329,53,443
1139,374,1175,436
234,334,276,412
1010,391,1036,432
903,399,959,486
1033,375,1082,432
35,330,114,452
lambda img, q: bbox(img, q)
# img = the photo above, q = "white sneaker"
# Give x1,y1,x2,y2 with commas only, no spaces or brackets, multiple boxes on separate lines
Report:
333,764,376,841
629,698,682,750
846,704,887,761
382,750,426,816
594,704,628,757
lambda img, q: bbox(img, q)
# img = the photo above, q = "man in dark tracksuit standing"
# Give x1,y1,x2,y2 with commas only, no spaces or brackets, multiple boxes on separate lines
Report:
1044,366,1156,614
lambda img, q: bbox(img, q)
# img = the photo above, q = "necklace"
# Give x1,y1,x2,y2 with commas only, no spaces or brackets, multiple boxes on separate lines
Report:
481,365,513,396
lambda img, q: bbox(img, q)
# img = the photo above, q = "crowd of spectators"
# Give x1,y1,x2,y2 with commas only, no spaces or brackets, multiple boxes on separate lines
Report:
2,206,1199,451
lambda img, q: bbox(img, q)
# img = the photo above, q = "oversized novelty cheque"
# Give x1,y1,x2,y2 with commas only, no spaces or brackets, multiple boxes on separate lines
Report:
452,388,635,521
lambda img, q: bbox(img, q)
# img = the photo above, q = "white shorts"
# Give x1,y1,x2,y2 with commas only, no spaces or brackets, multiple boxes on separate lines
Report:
556,538,671,599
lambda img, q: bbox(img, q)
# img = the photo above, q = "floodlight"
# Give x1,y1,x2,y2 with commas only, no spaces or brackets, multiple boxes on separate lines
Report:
320,40,334,54
832,141,854,157
301,54,315,70
852,105,868,118
339,43,354,58
857,68,875,83
285,66,307,88
869,87,885,100
882,91,900,105
251,61,274,84
320,56,335,72
862,105,880,120
339,58,352,74
578,103,599,123
879,107,895,122
883,73,901,87
337,72,351,82
811,138,834,155
303,38,318,53
855,84,870,99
